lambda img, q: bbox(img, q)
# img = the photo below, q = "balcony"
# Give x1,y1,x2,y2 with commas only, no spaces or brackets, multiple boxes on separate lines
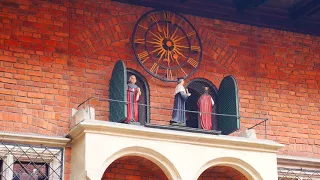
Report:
68,98,283,180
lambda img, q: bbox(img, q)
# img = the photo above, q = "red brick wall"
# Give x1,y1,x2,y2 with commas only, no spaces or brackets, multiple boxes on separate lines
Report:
102,156,168,180
0,0,70,136
64,147,71,180
0,0,320,160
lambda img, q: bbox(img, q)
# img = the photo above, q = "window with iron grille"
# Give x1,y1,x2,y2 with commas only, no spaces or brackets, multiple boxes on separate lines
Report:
278,167,320,180
0,142,63,180
12,162,48,180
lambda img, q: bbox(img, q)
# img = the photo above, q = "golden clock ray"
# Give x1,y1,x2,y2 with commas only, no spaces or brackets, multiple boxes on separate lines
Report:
151,47,163,54
173,48,187,58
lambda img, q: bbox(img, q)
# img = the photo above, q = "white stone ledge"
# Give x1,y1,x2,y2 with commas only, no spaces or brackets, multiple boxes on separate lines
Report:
0,132,70,147
69,119,283,153
277,155,320,169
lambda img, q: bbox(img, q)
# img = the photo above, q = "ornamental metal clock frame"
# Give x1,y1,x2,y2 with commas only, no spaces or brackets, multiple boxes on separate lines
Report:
132,9,203,82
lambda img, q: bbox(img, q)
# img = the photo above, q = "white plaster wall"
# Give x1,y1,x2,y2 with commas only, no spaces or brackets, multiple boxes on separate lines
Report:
69,121,282,180
83,133,277,180
70,134,87,180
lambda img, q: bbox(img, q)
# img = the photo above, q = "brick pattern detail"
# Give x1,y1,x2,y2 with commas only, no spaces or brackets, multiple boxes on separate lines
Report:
198,166,247,180
0,0,70,136
0,0,319,166
102,156,168,180
64,147,71,180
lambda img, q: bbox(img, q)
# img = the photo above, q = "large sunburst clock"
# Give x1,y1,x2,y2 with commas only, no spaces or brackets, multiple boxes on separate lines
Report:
132,9,202,82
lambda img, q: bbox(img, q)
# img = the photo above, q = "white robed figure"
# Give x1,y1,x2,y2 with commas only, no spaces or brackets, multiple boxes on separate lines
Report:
170,78,191,126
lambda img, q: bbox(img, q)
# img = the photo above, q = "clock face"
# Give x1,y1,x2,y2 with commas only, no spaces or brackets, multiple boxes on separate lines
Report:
132,9,202,82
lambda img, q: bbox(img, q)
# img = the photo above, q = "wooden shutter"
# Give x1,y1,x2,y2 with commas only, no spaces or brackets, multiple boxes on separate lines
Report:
217,75,240,135
109,60,127,122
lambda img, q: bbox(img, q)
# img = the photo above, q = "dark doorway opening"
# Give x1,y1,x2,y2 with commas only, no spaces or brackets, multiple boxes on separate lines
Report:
186,79,218,130
127,69,150,125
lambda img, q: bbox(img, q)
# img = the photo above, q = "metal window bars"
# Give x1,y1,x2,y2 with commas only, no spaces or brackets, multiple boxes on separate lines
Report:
0,142,63,180
278,167,320,180
74,97,269,139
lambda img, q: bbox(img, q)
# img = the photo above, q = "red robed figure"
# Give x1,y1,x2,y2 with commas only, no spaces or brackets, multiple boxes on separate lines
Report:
126,75,141,123
197,87,214,130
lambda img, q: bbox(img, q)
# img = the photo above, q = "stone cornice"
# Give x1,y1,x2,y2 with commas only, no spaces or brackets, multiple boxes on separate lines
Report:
69,120,284,153
277,155,320,169
0,132,70,147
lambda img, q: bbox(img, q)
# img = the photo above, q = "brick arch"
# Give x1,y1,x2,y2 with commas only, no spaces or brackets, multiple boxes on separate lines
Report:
194,157,263,180
168,15,238,76
127,68,150,125
184,78,219,129
69,12,143,58
98,146,181,180
69,21,121,57
198,166,248,180
102,156,168,180
197,27,240,73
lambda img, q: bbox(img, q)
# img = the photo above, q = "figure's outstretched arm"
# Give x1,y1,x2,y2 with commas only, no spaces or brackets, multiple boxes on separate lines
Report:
186,88,191,97
180,91,189,100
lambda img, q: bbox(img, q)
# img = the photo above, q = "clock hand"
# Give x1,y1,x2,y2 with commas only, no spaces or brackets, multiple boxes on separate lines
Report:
170,19,183,39
173,54,187,77
148,14,162,33
173,48,187,58
175,45,190,49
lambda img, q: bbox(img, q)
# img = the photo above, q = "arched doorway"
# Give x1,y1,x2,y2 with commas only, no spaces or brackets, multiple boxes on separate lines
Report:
102,156,168,180
109,61,151,125
198,166,248,180
186,78,218,130
127,69,150,125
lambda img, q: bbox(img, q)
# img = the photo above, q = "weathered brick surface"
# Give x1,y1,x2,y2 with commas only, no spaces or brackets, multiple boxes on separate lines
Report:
64,147,71,180
0,0,319,166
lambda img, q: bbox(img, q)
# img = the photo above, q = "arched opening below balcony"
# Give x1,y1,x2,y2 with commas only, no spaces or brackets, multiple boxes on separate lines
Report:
101,156,169,180
198,166,248,180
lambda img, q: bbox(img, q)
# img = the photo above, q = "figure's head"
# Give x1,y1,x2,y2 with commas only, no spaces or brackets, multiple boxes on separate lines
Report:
129,75,137,84
177,77,184,85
